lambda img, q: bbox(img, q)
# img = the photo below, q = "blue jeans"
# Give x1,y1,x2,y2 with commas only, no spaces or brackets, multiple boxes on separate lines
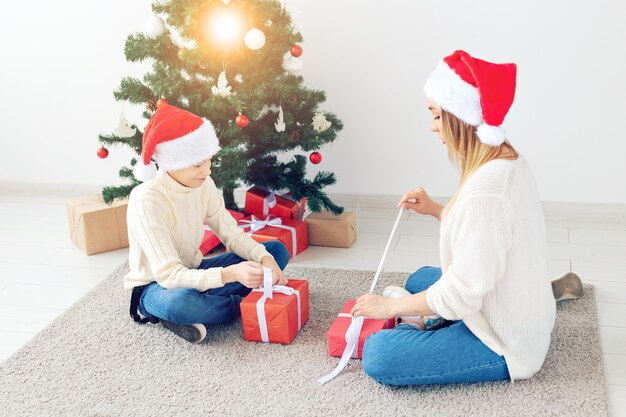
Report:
138,241,290,326
362,266,510,385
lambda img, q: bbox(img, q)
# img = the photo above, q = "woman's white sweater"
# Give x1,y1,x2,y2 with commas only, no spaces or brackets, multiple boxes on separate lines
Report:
426,157,556,380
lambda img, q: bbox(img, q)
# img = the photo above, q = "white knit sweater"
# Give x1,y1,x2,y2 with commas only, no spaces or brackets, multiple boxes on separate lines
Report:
124,171,271,291
426,157,556,381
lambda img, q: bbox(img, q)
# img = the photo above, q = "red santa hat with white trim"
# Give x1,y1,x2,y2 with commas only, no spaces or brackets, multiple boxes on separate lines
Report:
133,102,221,181
423,50,517,146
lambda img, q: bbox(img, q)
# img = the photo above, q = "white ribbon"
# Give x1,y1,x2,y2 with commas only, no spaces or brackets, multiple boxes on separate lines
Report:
318,207,405,385
259,187,305,220
239,215,298,256
260,188,289,216
252,267,302,343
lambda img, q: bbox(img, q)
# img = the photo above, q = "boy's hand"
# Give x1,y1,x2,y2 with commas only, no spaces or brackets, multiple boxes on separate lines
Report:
221,261,264,288
261,256,288,285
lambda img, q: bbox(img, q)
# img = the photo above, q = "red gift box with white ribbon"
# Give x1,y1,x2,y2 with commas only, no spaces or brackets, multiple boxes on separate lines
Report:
240,268,309,344
237,215,308,258
327,299,395,359
244,186,307,220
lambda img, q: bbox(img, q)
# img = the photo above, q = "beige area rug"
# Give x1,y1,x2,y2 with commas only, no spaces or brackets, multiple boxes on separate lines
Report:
0,264,608,417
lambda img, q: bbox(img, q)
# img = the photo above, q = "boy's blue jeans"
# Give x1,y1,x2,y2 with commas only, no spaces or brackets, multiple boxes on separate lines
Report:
138,241,290,326
362,266,510,385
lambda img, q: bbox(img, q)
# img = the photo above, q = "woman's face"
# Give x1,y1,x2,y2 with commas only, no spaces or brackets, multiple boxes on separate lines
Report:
427,100,445,144
168,158,212,188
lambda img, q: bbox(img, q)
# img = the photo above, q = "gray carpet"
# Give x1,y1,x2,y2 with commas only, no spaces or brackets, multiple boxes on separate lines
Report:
0,263,608,417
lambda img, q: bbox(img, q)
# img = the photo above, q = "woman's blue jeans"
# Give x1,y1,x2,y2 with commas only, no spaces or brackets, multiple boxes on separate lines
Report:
138,241,290,326
362,266,510,385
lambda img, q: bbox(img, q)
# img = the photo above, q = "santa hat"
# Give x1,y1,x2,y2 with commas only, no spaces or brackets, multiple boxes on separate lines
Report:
134,103,220,181
423,50,517,146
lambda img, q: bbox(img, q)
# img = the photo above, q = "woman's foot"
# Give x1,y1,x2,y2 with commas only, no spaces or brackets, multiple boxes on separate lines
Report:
551,272,584,302
161,321,207,343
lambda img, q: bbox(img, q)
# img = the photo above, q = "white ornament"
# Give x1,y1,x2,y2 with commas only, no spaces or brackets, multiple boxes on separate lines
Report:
114,112,136,137
144,16,166,37
282,53,303,73
211,71,232,97
234,73,243,83
257,104,280,118
244,28,266,50
312,112,331,132
274,106,285,132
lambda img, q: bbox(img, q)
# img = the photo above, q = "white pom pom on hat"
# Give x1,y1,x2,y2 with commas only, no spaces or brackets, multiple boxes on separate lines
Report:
424,50,517,147
133,102,221,182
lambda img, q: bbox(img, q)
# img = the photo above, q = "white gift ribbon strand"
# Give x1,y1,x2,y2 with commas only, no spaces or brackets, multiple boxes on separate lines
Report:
318,207,405,384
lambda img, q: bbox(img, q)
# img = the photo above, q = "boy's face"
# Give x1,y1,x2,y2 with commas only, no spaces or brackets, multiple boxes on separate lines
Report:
168,158,212,188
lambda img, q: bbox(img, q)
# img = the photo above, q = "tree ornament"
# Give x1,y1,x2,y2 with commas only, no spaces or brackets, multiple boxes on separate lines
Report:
309,151,322,164
156,98,168,109
97,147,109,159
235,113,249,127
144,16,166,37
113,112,136,137
274,106,285,132
290,45,303,57
244,28,265,50
312,112,332,132
211,71,232,96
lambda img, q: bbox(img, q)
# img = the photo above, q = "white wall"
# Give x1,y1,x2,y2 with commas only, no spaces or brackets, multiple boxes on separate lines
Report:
1,0,625,204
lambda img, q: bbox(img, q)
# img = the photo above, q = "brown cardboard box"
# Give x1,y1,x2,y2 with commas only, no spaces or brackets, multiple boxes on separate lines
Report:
305,211,356,248
67,195,129,255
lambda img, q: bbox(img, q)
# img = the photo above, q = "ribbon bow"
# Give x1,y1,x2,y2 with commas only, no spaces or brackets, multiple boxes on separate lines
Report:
238,215,298,257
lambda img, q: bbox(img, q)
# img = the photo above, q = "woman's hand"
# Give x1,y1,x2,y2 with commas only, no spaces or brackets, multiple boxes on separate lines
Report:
221,261,264,288
397,187,444,220
351,293,396,320
261,255,288,285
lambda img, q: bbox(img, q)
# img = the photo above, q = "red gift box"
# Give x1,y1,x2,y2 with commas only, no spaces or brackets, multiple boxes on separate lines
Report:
240,279,309,344
244,186,307,220
327,300,395,359
238,215,308,258
200,209,245,255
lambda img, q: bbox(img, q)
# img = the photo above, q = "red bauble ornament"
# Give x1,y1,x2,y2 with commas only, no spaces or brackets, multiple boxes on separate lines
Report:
309,151,322,164
290,44,303,57
97,147,109,159
156,98,168,109
235,113,249,127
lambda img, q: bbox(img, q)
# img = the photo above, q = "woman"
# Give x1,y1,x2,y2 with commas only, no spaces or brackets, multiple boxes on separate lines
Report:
124,103,290,344
352,50,581,385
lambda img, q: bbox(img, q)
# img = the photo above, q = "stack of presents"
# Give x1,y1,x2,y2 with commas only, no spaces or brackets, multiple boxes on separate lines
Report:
66,187,390,365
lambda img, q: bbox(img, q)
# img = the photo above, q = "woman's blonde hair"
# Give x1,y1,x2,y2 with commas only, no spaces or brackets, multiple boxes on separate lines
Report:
441,108,518,215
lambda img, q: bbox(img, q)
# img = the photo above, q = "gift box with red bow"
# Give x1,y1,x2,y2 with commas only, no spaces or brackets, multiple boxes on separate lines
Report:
199,209,245,255
244,186,307,220
240,268,309,344
238,215,308,258
327,300,395,359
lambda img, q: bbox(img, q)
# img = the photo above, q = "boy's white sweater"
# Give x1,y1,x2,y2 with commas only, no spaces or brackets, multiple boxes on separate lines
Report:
124,171,271,291
426,157,556,380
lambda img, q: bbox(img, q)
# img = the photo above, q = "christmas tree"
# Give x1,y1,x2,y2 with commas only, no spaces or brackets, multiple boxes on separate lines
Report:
98,0,343,214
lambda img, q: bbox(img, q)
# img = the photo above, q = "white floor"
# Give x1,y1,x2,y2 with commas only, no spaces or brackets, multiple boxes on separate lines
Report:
1,185,625,416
